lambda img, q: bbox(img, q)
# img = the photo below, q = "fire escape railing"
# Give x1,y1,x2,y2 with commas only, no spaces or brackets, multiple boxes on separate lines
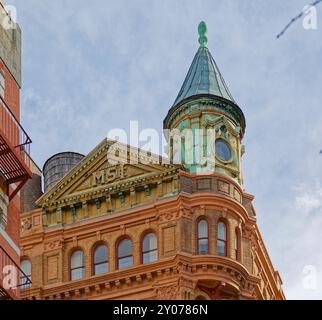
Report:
0,94,32,202
0,245,32,300
0,95,32,166
0,210,7,227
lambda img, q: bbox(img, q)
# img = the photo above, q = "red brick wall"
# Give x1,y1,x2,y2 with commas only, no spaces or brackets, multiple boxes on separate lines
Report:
0,233,19,265
0,14,22,300
0,60,21,248
0,59,20,119
0,152,20,249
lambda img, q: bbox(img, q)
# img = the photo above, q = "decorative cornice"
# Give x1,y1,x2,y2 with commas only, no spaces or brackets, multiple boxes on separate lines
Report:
26,254,259,300
44,168,181,209
164,96,246,138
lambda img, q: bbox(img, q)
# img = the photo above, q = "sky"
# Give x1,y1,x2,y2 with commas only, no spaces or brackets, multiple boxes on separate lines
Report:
7,0,322,299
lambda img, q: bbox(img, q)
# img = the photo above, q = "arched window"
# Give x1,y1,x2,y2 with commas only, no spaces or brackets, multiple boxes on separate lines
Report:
93,244,108,275
142,233,157,264
20,260,31,289
70,250,85,281
235,229,239,260
217,221,227,257
117,238,133,270
197,219,209,254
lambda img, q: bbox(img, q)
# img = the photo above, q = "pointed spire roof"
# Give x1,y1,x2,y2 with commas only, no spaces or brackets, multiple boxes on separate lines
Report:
172,21,235,107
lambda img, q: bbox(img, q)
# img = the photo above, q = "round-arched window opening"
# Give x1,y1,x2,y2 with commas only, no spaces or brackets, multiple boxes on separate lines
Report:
215,139,232,162
93,245,108,275
118,239,133,270
142,233,158,264
70,250,85,281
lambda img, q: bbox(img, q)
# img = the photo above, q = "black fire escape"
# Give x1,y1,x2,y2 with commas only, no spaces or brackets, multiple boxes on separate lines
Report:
0,95,32,200
0,94,33,299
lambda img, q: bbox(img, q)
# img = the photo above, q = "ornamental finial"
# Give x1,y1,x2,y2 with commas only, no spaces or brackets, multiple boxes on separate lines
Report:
198,21,208,47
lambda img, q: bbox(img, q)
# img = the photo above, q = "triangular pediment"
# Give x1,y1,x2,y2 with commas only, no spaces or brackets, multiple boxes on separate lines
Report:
37,139,181,208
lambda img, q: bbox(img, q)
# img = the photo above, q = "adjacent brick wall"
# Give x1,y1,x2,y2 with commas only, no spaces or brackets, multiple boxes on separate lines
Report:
0,6,22,87
21,173,42,213
0,59,20,119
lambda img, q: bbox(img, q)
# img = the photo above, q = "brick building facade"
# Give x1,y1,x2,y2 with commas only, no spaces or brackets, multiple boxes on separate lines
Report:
19,22,285,300
0,0,32,299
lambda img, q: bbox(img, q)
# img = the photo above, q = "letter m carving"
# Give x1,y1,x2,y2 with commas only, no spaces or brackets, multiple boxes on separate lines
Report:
92,170,105,186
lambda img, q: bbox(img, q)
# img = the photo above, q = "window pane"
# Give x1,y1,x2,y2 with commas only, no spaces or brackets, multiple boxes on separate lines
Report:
218,222,226,240
71,267,85,281
119,256,133,270
198,239,208,254
95,262,108,275
21,260,31,277
198,220,208,238
21,276,28,285
217,240,226,256
143,233,157,252
20,276,31,289
143,250,158,264
21,260,31,288
118,239,132,258
71,251,84,269
94,245,108,264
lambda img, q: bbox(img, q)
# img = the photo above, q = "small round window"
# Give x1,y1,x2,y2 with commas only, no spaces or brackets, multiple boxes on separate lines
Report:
215,139,232,162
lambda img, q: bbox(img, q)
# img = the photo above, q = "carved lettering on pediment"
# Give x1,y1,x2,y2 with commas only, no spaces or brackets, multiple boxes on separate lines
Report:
73,165,154,194
92,165,127,187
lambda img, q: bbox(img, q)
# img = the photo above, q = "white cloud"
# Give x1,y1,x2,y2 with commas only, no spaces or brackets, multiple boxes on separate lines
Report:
295,184,322,214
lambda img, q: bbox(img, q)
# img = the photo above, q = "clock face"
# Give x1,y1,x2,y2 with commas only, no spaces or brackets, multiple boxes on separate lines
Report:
215,139,232,162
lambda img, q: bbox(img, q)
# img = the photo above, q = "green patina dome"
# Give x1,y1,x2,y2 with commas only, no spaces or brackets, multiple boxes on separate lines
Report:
172,21,236,107
165,21,245,134
172,45,236,107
